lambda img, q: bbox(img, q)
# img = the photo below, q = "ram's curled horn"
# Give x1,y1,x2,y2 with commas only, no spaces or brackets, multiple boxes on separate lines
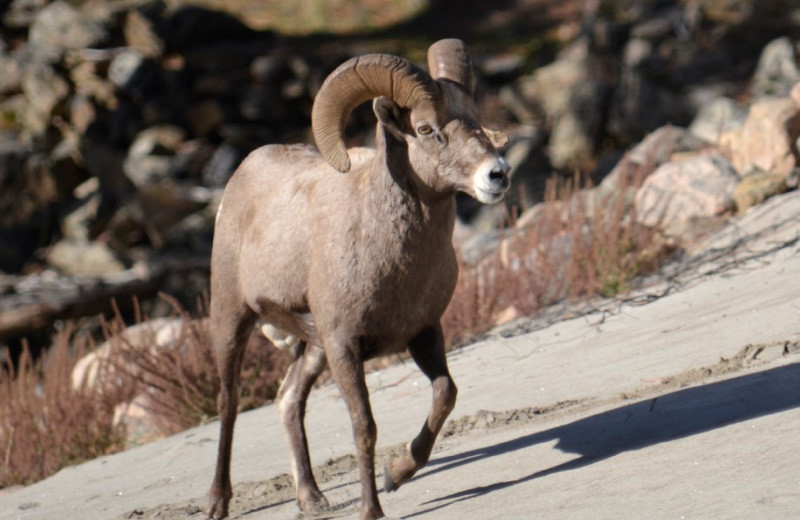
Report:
427,38,473,93
312,54,437,173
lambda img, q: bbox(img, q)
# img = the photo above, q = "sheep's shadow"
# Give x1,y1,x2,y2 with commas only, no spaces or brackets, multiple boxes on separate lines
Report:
404,361,800,517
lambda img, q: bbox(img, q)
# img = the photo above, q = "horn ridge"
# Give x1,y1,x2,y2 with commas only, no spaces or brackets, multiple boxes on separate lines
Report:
427,38,473,93
312,53,436,172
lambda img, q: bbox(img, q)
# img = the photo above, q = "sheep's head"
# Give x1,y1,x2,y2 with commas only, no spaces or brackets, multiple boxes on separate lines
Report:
312,39,510,204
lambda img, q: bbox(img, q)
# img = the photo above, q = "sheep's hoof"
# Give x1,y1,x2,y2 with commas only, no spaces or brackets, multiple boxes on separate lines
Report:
206,495,229,520
383,462,398,493
299,492,331,515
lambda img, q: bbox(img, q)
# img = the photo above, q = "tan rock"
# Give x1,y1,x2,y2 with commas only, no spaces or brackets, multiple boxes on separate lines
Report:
720,96,800,179
734,169,788,213
635,154,739,237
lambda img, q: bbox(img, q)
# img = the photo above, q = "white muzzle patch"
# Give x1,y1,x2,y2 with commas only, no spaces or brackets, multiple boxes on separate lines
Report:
472,156,511,204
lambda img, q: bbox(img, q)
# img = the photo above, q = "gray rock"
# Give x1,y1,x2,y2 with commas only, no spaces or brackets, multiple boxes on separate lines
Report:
201,142,244,187
124,125,186,187
689,97,746,144
28,1,108,60
108,49,156,98
750,37,800,99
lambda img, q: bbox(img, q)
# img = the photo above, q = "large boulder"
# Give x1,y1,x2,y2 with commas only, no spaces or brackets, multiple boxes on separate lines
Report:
635,153,739,238
600,125,710,193
720,92,800,180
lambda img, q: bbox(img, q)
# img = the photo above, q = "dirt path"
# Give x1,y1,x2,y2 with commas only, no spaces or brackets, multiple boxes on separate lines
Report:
3,191,799,520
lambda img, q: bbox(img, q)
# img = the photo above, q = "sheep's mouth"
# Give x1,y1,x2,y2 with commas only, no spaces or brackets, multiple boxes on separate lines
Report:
473,185,506,204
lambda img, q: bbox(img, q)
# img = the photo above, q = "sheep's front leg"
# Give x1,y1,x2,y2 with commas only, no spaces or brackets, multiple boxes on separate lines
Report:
326,339,386,520
384,324,457,492
276,342,330,513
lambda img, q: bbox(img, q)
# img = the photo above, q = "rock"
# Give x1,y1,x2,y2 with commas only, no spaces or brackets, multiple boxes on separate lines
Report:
28,1,108,61
0,48,22,95
720,96,800,180
70,61,117,109
635,154,739,237
124,7,166,59
20,60,69,134
108,49,152,94
2,0,48,30
689,97,746,144
734,169,788,213
113,392,164,447
600,125,710,192
201,142,244,187
750,37,800,99
493,305,523,327
555,91,605,170
69,94,98,134
71,317,184,391
124,125,186,187
44,239,126,276
61,182,101,241
72,317,196,445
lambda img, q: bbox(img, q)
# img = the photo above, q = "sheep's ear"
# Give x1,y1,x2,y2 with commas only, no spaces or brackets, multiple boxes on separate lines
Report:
483,127,508,149
373,97,409,140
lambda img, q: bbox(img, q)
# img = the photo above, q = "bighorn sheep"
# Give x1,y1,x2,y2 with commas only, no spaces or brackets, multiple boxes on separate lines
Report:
207,39,510,520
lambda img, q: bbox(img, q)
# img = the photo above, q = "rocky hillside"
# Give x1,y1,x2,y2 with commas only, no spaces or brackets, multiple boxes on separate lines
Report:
1,0,799,354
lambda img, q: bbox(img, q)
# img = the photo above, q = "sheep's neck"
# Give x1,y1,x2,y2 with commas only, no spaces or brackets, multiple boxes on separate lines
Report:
365,126,456,242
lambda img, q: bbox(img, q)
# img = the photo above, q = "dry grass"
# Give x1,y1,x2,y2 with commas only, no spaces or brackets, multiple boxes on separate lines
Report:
0,295,290,488
0,326,128,488
442,171,670,346
99,295,291,437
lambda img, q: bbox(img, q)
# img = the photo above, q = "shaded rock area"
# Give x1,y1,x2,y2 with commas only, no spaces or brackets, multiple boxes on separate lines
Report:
1,0,799,356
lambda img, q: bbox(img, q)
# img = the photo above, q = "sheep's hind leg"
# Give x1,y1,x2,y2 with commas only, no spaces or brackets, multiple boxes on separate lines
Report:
384,324,457,493
208,301,256,519
277,342,330,514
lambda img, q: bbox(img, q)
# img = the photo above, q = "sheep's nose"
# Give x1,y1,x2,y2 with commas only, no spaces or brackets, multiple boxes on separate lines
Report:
489,167,510,190
488,157,510,190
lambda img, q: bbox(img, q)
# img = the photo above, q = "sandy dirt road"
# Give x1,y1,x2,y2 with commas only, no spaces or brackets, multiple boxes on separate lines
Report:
2,191,799,520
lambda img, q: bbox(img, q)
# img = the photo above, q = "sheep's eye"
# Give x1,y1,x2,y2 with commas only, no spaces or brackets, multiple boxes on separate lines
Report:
417,125,433,136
